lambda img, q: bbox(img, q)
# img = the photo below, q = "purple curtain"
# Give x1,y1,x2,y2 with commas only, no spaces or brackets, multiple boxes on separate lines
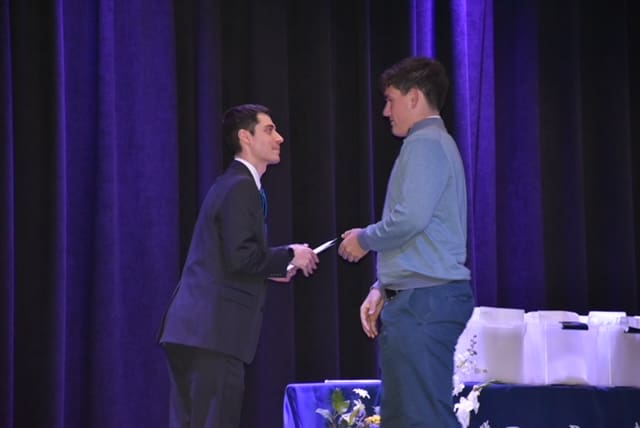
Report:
2,0,179,426
2,0,638,427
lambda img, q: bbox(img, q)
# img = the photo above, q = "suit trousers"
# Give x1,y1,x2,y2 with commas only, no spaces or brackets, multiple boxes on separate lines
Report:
379,280,474,428
163,343,245,428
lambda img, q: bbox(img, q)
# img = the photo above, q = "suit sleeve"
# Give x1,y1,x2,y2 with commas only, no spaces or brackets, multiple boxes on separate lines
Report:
217,178,292,277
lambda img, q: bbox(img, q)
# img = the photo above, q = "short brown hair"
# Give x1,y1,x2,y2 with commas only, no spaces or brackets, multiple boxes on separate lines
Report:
379,57,449,111
222,104,271,155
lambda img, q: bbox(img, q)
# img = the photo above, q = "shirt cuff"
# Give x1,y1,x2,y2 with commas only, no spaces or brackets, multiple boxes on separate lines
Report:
357,229,371,251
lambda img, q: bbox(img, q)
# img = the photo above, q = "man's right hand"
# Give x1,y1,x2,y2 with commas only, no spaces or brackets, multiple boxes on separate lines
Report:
288,244,319,277
360,288,384,338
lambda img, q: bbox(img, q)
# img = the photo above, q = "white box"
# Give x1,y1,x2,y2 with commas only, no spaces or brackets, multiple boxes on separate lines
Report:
455,306,525,384
589,312,640,387
524,311,596,385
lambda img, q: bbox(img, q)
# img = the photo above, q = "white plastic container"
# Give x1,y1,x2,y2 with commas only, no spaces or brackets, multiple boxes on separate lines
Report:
523,310,596,385
455,306,525,383
589,311,640,387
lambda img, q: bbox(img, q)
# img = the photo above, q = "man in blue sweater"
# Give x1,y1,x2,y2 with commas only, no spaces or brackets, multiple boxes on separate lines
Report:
339,56,474,427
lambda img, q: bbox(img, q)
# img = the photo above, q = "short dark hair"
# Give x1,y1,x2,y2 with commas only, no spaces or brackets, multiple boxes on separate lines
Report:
379,57,449,111
222,104,271,155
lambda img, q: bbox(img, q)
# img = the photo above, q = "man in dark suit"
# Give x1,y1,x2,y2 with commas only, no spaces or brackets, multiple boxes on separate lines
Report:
158,104,319,428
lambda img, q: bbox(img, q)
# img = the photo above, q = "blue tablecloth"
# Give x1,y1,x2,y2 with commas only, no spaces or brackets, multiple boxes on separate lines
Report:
283,380,640,427
283,380,381,428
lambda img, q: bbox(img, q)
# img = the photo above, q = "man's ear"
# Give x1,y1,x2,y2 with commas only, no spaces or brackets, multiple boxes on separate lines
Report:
410,88,420,109
238,128,251,144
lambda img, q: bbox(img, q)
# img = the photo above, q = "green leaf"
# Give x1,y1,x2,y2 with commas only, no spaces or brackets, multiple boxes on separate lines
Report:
331,389,351,414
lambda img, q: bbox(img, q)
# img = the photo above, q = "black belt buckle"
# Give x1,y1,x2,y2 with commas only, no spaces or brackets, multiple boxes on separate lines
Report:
384,288,401,300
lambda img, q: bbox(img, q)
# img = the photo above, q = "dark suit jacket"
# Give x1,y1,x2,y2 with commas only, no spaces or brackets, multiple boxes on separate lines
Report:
158,161,292,364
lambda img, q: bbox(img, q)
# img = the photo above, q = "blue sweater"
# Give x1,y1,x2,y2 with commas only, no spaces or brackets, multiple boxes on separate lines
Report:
359,117,471,289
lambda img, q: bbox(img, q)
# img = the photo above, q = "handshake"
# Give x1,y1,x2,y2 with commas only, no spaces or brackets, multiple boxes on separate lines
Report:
275,228,369,282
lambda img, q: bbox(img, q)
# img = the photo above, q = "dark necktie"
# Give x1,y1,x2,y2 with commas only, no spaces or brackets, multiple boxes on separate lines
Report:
259,187,268,220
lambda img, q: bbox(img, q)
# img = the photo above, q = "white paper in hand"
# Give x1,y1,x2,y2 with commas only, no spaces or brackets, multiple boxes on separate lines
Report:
287,238,338,272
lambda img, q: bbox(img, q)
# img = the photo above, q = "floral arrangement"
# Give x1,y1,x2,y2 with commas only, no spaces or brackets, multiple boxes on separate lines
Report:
453,334,492,427
315,388,380,428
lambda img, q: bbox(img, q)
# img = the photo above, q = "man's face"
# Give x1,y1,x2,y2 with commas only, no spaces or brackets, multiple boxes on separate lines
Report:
382,86,413,137
246,113,284,166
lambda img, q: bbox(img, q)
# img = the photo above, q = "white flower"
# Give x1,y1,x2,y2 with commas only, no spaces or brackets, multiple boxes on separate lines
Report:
453,335,492,428
454,390,483,428
452,373,465,396
454,395,476,414
353,388,370,400
352,398,365,414
466,388,482,412
453,398,472,428
341,398,366,426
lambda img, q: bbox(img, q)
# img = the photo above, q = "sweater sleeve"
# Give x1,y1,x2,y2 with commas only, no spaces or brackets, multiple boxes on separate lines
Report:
359,134,450,252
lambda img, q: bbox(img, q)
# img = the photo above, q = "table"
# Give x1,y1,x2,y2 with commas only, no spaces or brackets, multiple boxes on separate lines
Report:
283,380,640,427
283,380,381,428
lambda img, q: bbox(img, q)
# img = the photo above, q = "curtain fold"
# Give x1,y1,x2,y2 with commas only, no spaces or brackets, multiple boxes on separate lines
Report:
2,1,639,427
1,1,15,425
449,0,503,305
492,1,546,307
